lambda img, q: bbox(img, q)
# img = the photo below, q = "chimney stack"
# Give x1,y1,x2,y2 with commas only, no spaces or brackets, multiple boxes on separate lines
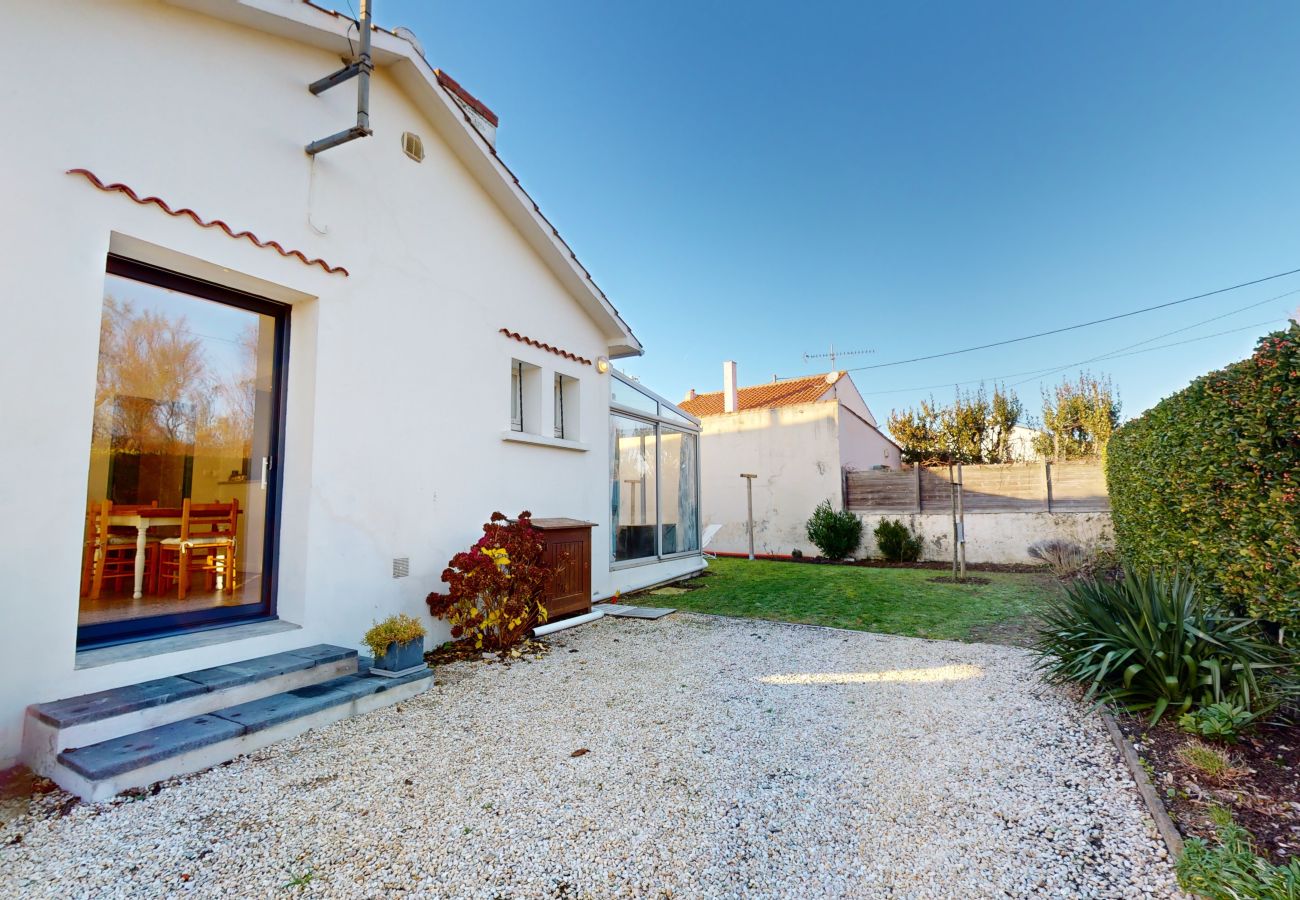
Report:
684,388,697,402
723,361,739,413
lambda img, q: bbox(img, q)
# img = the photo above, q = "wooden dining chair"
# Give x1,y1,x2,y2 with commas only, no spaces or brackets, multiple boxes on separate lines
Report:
81,501,158,600
157,499,240,600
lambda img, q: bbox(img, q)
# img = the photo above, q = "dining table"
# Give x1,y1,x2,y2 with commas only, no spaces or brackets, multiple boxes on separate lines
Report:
108,507,184,599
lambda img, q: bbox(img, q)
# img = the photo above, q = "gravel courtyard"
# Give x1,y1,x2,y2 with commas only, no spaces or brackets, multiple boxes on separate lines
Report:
1,614,1182,898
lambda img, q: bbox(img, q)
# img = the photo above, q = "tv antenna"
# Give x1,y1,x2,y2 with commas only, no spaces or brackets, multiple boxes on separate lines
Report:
803,343,875,370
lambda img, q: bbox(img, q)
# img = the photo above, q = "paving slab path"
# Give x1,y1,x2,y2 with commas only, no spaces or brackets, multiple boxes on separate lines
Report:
0,614,1184,898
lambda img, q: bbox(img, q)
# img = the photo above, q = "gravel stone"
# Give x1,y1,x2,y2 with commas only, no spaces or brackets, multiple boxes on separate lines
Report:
0,615,1185,898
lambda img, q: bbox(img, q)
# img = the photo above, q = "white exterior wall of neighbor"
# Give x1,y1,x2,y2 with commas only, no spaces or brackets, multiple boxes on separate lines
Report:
698,404,844,556
0,0,700,765
1006,425,1046,462
837,409,902,473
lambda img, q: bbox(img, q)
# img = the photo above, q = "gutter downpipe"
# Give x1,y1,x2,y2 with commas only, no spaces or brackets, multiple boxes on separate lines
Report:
532,610,605,638
306,0,374,155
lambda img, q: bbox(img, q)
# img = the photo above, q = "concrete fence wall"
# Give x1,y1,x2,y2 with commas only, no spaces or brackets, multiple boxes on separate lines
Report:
855,511,1114,565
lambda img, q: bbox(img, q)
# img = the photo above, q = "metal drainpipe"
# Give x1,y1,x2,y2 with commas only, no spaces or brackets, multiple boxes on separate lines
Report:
741,473,757,560
355,0,372,132
305,0,375,155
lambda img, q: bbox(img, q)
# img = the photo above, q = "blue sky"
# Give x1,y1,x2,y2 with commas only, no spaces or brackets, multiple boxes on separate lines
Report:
388,0,1300,424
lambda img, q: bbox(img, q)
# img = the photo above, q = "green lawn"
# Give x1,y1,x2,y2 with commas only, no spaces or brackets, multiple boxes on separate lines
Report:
655,557,1058,645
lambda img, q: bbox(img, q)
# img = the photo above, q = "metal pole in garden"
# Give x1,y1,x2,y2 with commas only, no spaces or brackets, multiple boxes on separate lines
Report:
956,463,966,581
741,473,757,560
949,465,958,580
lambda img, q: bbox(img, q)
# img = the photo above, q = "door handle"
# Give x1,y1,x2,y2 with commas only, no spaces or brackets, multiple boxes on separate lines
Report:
260,456,271,490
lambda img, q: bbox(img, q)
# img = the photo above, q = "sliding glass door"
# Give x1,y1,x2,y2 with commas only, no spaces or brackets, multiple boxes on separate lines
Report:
77,257,288,646
659,429,699,555
609,372,702,565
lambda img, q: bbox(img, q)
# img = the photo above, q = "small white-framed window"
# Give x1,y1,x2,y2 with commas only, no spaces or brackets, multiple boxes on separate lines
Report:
554,373,580,440
509,359,544,434
554,373,564,438
510,360,525,432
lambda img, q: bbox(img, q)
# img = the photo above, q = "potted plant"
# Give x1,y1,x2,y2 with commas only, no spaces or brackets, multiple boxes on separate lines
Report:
362,613,428,677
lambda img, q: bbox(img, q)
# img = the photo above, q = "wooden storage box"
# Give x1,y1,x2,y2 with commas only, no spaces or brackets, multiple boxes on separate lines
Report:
529,518,595,619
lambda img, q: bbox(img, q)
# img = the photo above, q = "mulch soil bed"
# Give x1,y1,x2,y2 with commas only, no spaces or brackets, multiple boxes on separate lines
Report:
1117,712,1300,864
426,637,550,667
925,575,992,585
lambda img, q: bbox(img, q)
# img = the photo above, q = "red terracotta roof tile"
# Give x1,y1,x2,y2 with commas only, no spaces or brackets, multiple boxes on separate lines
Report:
68,168,349,276
679,373,838,417
435,69,500,127
500,328,592,365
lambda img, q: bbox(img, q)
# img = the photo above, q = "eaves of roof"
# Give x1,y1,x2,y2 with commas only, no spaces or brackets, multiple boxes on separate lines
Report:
166,0,643,358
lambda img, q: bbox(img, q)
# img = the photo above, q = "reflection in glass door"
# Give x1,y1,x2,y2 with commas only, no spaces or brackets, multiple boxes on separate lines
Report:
610,414,658,562
78,257,287,646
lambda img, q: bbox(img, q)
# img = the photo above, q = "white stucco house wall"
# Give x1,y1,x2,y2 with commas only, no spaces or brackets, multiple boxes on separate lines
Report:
680,364,900,556
996,425,1048,463
0,0,704,770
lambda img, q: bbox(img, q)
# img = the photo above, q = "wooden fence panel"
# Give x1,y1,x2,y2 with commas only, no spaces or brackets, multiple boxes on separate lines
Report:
846,461,1108,513
845,469,916,512
917,468,953,508
957,463,1046,512
1047,461,1110,511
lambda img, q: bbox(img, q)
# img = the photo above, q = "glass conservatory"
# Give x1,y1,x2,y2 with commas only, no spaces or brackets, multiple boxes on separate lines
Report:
609,371,702,568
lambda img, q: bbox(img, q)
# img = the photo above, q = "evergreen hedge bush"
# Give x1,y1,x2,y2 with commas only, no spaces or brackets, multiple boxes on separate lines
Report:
805,500,863,560
1105,324,1299,629
874,519,924,562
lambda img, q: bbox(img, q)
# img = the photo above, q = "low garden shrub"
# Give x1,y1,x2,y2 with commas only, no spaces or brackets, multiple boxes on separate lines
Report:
1027,539,1089,579
873,518,923,563
426,511,555,651
1177,808,1300,900
1034,568,1295,723
1178,701,1258,743
805,500,863,559
1106,324,1300,632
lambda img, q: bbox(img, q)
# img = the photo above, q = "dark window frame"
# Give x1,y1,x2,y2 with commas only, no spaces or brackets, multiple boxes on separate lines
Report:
77,255,292,648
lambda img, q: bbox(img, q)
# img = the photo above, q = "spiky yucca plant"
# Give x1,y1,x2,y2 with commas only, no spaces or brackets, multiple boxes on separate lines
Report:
1034,569,1293,723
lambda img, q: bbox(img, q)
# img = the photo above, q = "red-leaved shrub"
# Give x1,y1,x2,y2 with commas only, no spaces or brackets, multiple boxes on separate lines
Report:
426,511,554,651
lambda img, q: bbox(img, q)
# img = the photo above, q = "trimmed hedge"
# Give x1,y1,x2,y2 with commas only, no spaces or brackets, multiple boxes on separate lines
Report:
1105,324,1299,629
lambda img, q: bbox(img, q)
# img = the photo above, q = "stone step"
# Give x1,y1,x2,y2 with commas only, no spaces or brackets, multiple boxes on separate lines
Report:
23,645,359,762
52,668,430,801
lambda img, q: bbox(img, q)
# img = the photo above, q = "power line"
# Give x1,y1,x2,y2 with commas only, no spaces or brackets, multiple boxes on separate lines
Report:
845,265,1300,372
1003,287,1300,387
858,297,1293,397
1007,318,1287,388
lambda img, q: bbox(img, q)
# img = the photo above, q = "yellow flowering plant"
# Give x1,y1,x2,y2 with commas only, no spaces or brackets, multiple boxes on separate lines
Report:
426,512,554,651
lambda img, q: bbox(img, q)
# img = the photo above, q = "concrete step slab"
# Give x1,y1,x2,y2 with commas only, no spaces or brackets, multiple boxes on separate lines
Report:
214,677,383,733
60,714,245,781
24,646,360,764
593,604,677,620
32,677,210,729
49,668,433,800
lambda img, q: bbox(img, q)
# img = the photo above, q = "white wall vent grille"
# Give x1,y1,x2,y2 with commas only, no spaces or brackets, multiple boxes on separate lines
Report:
401,132,425,162
392,557,410,578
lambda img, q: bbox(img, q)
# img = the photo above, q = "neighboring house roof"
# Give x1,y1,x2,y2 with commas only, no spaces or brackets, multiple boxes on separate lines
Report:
679,373,839,417
166,0,642,357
